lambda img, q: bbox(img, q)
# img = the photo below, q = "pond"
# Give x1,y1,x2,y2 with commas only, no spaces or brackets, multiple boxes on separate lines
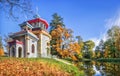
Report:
76,61,120,76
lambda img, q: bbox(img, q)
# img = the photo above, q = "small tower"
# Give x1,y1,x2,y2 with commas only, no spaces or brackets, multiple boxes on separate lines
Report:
27,15,48,30
27,15,51,57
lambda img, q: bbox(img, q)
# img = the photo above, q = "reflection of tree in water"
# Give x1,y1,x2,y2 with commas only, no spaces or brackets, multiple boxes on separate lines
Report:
83,61,95,76
75,61,120,76
94,62,106,76
105,63,120,76
75,62,84,70
95,62,120,76
75,61,95,76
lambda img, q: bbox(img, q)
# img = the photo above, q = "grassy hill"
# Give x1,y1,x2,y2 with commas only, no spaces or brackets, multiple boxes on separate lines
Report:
0,57,84,76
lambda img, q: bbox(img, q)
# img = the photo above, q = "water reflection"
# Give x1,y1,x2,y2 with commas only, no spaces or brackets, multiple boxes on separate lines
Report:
76,61,120,76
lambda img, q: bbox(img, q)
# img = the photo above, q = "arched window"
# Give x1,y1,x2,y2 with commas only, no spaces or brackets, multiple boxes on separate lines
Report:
32,44,35,53
10,46,15,57
12,47,15,57
18,47,22,57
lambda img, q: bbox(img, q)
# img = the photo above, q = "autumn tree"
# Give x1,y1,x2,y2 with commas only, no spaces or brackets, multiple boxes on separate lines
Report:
104,26,120,58
51,25,82,60
83,40,95,59
97,25,120,58
50,13,65,55
50,13,84,60
95,46,101,58
75,36,84,59
0,36,4,56
95,39,104,58
103,40,112,58
51,25,70,57
69,42,83,61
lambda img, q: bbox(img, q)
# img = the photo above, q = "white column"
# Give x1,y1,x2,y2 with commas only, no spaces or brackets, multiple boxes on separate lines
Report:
16,46,18,57
25,35,29,57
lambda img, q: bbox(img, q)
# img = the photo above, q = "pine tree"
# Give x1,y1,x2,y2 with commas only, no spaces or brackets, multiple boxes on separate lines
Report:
50,13,65,55
50,13,65,32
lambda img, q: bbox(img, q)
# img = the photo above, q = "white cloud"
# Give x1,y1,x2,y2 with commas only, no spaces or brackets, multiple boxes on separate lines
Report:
90,38,100,46
90,31,108,50
105,10,120,29
90,9,120,50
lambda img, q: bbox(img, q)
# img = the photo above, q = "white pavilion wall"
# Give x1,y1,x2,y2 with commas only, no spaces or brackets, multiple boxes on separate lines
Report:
16,44,24,57
27,38,38,58
41,34,50,57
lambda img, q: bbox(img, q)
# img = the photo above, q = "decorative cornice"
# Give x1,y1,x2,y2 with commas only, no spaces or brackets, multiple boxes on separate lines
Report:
9,30,39,41
32,29,51,39
41,30,51,39
27,31,39,41
8,40,23,45
19,22,33,29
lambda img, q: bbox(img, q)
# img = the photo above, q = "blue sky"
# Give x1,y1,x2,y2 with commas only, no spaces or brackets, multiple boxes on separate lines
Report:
0,0,120,43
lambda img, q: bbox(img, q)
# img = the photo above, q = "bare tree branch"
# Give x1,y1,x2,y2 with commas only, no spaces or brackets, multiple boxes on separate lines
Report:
0,0,33,20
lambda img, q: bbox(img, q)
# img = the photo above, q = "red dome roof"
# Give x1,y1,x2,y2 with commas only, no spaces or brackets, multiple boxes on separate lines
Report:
27,18,48,29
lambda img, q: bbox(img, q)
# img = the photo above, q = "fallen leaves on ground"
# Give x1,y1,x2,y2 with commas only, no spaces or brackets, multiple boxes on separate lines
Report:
0,58,70,76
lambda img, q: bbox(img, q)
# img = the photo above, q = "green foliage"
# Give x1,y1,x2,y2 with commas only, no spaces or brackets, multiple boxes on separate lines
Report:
95,26,120,59
95,39,104,58
84,40,95,51
50,13,65,32
103,26,120,58
107,26,120,38
83,40,95,59
50,13,65,56
50,39,58,55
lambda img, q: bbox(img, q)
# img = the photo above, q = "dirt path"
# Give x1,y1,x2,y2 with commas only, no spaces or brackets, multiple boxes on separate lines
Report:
54,58,73,65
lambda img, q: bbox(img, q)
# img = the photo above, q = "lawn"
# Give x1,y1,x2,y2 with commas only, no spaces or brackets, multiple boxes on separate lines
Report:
0,57,84,76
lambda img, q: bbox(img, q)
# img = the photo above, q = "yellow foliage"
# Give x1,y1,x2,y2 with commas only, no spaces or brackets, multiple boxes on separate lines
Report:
57,28,63,34
69,43,80,54
50,24,82,60
51,30,57,38
64,32,70,39
56,47,61,52
56,44,60,47
104,46,109,58
52,45,56,48
71,55,77,61
62,50,70,57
